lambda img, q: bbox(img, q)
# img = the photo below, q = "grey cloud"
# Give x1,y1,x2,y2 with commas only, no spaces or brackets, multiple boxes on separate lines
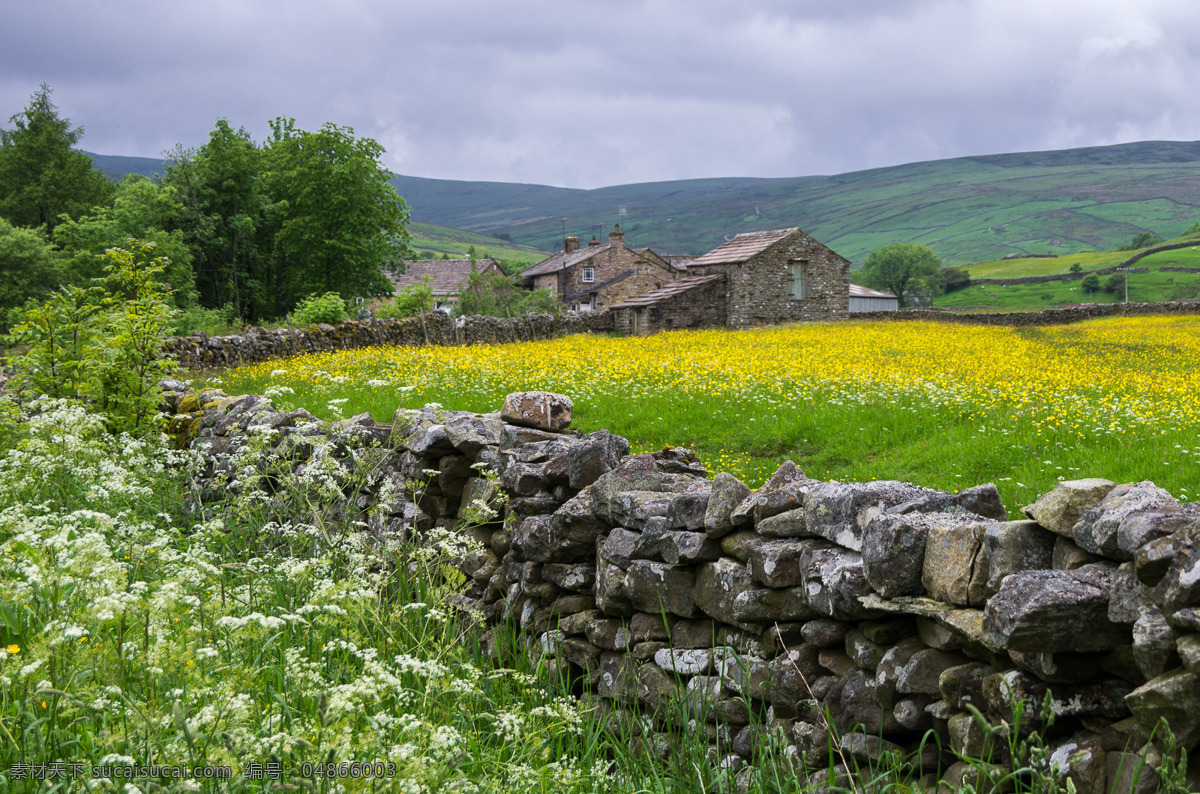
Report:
2,0,1198,188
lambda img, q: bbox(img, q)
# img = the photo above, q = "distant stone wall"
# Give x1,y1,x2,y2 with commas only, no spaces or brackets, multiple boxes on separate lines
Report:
968,266,1149,287
854,300,1200,326
164,311,615,371
163,383,1200,791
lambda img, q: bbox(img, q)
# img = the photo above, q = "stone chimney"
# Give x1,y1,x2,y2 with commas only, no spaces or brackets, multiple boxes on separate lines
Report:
564,236,580,253
608,223,625,248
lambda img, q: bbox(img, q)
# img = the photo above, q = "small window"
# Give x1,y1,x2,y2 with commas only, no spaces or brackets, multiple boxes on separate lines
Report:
788,260,808,299
581,267,595,283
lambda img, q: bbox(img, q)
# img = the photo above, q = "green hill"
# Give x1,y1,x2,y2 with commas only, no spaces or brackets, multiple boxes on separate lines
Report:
407,221,549,271
91,140,1200,267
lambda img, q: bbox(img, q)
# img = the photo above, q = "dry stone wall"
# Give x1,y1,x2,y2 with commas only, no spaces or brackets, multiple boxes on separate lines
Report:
855,300,1200,327
163,311,615,371
161,383,1200,791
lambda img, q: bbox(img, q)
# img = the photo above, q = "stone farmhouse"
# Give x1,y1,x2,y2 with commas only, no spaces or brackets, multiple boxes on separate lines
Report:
610,227,851,334
522,225,682,313
388,258,504,314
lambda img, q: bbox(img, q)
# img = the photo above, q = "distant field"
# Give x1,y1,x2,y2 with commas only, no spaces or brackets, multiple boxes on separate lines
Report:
936,235,1200,308
210,316,1200,518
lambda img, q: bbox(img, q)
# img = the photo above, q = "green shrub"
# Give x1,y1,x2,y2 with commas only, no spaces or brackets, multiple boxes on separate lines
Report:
6,239,178,436
1104,273,1125,293
939,266,970,292
291,291,349,326
377,275,434,318
1081,273,1100,293
170,303,239,336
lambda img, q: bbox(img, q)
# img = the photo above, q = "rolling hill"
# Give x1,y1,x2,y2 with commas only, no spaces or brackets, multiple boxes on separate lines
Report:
91,140,1200,267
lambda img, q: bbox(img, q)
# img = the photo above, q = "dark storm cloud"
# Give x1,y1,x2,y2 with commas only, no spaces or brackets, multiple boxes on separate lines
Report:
2,0,1198,188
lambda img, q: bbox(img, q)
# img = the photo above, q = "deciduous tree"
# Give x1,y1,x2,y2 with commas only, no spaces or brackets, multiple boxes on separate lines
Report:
264,118,409,317
0,218,62,327
860,243,942,307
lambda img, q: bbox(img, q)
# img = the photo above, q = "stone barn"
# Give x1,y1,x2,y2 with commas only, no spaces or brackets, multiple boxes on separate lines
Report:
614,227,849,333
610,274,727,335
684,228,850,328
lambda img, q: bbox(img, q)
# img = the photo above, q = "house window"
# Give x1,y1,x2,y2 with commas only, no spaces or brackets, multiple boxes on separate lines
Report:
581,267,595,283
788,260,808,299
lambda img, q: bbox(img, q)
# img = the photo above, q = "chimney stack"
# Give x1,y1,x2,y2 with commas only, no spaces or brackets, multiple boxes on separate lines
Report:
564,236,579,253
608,223,625,248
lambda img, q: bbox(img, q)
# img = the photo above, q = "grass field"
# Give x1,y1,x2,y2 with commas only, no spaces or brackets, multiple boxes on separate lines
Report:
209,316,1200,518
932,234,1200,308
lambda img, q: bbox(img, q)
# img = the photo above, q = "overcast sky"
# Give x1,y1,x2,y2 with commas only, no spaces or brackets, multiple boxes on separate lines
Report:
3,0,1198,189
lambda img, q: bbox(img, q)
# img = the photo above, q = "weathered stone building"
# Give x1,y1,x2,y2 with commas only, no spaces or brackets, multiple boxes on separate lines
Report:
522,225,680,312
612,227,850,333
685,228,850,329
610,274,727,335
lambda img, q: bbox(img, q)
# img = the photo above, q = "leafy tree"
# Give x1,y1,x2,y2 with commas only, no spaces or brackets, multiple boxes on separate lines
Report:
163,118,411,323
1104,273,1125,293
377,276,434,319
1069,262,1083,274
1081,273,1100,294
860,243,942,307
7,240,177,436
90,242,180,434
1187,220,1200,237
0,84,115,233
938,266,970,293
456,263,558,317
264,118,409,316
53,175,195,307
1122,231,1162,251
0,218,62,327
162,121,272,319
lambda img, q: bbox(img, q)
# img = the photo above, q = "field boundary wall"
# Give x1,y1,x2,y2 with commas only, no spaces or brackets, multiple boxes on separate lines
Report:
855,299,1200,326
162,382,1200,790
164,310,615,370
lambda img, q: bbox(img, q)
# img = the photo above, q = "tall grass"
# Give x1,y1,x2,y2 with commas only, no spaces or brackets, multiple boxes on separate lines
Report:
0,398,609,792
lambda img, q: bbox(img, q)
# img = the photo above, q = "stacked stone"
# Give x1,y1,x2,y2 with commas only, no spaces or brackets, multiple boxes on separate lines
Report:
163,384,1200,792
163,311,615,371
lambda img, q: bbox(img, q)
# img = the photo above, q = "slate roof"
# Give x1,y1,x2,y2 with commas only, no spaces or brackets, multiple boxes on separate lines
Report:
389,259,503,295
609,274,726,309
687,229,800,267
849,283,897,299
521,246,605,278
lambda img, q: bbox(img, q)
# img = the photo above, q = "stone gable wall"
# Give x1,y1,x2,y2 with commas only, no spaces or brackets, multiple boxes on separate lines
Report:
164,382,1200,791
690,232,849,328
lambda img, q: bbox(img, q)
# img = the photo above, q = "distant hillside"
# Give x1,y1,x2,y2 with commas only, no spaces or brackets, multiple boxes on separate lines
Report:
407,221,549,271
91,140,1200,266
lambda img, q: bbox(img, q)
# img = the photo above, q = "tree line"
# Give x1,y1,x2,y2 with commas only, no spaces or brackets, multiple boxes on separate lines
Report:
0,84,412,332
